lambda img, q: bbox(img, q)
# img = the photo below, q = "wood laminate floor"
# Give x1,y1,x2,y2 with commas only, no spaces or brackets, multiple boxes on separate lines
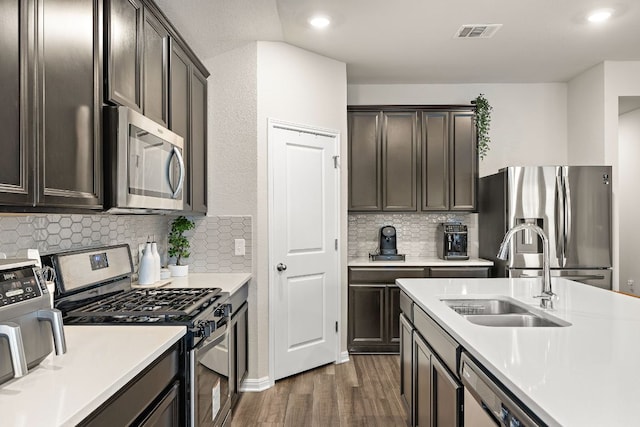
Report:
230,355,408,427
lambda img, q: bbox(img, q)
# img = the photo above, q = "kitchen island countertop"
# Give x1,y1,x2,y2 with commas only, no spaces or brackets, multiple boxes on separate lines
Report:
0,325,185,426
398,277,640,426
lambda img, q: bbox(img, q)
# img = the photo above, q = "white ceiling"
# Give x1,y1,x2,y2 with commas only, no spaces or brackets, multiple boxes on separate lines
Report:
155,0,640,84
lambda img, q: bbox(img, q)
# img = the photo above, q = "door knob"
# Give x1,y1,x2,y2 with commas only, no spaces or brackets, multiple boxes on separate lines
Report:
276,263,287,272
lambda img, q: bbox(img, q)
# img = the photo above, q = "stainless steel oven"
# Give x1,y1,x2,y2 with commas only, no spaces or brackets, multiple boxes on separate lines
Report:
191,308,232,427
104,106,185,212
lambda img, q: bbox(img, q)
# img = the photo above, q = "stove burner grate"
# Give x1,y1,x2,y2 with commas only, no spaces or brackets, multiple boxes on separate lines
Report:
67,288,221,318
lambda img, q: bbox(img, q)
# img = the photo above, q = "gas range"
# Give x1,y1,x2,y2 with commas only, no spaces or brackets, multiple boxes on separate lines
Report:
45,244,229,347
46,244,235,426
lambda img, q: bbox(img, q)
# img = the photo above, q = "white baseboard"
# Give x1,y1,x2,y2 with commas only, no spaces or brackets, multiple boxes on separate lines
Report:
337,350,350,364
239,376,273,392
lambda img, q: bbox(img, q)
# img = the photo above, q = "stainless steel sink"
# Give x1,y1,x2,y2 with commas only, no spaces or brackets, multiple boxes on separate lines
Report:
464,313,567,327
442,299,529,315
441,298,571,327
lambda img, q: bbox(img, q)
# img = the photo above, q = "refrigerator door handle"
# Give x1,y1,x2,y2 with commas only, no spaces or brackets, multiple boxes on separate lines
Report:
555,174,565,266
563,170,572,264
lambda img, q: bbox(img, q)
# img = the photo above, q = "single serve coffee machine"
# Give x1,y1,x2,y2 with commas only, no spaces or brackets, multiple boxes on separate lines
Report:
369,225,405,261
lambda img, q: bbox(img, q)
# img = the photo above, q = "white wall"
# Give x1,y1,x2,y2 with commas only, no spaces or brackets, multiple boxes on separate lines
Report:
618,107,640,294
348,83,568,177
205,43,262,380
207,42,347,384
256,42,348,380
567,63,606,165
567,61,640,290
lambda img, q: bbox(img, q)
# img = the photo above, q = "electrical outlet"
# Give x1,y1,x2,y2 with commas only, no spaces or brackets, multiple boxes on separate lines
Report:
234,239,245,256
628,279,635,293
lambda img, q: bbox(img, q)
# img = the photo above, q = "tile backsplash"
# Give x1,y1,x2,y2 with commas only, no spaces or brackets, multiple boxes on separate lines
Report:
0,214,252,274
348,212,478,258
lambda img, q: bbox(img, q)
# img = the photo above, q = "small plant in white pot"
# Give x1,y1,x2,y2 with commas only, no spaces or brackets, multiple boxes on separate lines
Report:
167,216,195,277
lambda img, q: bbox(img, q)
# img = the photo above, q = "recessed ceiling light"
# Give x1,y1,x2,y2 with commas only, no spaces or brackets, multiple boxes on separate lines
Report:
309,15,331,29
587,8,614,23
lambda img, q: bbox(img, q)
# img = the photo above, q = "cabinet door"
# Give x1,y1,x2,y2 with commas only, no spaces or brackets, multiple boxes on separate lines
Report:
169,41,190,208
37,0,102,208
143,9,169,126
0,0,31,205
413,333,433,427
382,111,418,211
387,285,401,343
348,111,381,211
449,111,476,211
190,67,208,213
400,314,414,418
431,355,463,426
348,284,385,350
106,0,143,111
139,382,180,426
421,111,449,211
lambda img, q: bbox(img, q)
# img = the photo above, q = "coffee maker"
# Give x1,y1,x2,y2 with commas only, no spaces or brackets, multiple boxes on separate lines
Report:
437,223,469,260
370,225,405,261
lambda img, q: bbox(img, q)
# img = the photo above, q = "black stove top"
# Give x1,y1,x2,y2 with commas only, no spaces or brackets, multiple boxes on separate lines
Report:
68,288,222,317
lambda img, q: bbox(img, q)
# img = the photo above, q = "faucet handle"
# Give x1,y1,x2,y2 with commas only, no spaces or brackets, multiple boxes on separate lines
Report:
534,292,557,309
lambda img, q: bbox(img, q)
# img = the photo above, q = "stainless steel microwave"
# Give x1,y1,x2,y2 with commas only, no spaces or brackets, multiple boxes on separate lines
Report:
104,106,185,213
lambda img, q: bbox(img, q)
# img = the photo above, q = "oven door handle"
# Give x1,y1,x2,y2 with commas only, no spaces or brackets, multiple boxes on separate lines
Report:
196,323,228,354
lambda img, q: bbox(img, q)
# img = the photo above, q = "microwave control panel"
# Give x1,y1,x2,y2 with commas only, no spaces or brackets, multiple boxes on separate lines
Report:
0,267,42,306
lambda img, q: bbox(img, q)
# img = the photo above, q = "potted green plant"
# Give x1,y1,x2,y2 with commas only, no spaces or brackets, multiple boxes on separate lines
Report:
472,93,493,160
167,215,195,277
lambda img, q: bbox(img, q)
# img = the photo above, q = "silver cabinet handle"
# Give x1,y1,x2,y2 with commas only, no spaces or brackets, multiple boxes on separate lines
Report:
37,309,67,355
276,263,287,272
0,322,28,378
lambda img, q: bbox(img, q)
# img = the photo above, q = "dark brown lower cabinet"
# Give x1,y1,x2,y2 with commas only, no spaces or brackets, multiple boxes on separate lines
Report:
79,342,185,426
348,266,489,353
401,291,463,427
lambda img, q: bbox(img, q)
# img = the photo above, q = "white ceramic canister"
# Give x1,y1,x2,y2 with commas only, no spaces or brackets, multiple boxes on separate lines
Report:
138,243,155,285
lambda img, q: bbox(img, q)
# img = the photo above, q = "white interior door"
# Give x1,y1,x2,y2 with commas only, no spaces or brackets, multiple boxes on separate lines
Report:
270,122,339,381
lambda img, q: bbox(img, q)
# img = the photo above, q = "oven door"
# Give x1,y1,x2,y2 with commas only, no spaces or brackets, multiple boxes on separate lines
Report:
191,323,231,427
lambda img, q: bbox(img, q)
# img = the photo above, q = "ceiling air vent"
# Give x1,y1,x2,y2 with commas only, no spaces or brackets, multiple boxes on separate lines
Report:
455,24,502,39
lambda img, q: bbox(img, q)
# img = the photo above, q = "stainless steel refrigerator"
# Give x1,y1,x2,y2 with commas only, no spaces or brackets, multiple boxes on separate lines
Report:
479,166,612,289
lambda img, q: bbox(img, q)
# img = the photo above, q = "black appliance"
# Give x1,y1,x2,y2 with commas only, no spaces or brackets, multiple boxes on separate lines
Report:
45,244,232,427
437,223,469,260
370,225,405,261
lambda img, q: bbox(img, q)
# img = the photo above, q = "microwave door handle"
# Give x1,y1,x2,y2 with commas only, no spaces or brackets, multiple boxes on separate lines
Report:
171,147,185,199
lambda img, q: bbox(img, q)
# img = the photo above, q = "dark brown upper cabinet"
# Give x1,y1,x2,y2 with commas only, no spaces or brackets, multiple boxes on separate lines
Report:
169,41,207,214
142,8,169,126
106,0,143,111
348,110,418,211
348,111,381,211
0,0,103,210
348,106,477,213
0,0,31,206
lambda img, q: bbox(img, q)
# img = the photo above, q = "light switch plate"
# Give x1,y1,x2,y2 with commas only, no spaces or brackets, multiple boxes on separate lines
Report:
234,239,245,256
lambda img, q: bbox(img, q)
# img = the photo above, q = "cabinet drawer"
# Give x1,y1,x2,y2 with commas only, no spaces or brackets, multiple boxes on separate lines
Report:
399,291,413,322
414,305,460,375
430,267,490,278
349,267,427,283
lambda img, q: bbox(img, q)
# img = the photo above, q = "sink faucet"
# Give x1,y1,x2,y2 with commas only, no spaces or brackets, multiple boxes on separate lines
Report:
497,223,555,309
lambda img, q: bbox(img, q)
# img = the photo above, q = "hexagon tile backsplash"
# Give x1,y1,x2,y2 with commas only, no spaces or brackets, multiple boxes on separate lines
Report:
348,212,479,258
0,214,252,274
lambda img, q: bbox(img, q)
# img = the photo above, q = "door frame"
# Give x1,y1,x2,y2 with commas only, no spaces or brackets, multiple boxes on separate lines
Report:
267,118,342,384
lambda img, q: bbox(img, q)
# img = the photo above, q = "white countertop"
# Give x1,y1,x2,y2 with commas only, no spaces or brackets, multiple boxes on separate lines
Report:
134,272,251,295
0,325,185,426
397,277,640,426
349,256,493,267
